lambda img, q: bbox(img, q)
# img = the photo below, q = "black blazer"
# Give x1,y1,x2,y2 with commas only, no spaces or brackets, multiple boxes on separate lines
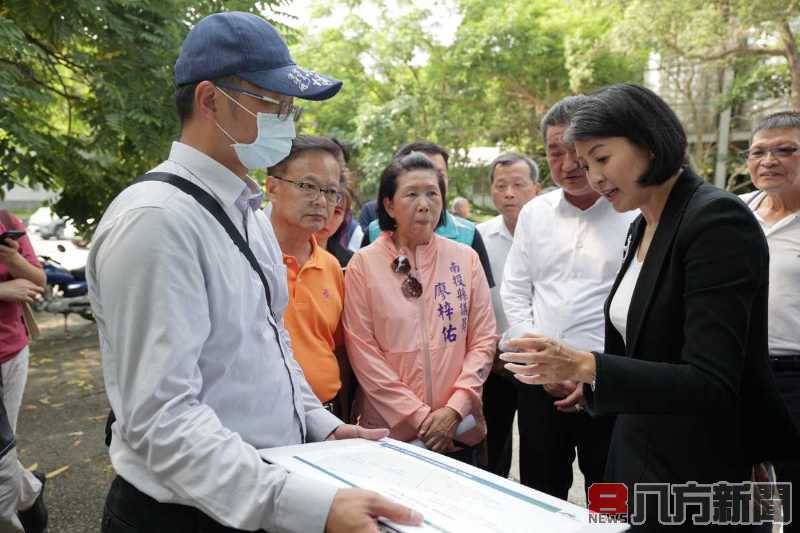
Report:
584,170,799,501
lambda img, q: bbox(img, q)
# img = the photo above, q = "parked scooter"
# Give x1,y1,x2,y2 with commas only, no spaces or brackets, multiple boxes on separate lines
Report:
33,245,93,327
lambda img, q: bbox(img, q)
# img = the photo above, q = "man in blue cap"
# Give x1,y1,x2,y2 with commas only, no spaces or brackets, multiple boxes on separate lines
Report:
88,12,422,533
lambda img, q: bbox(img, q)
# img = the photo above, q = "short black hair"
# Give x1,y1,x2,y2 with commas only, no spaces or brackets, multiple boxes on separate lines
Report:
540,95,589,140
488,152,540,183
376,153,447,232
564,83,687,187
331,137,352,164
752,111,800,138
175,75,239,126
268,135,343,178
393,141,450,168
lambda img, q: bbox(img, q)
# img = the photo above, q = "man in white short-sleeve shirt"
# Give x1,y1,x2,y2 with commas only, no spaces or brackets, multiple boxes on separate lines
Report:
477,152,540,477
741,111,800,533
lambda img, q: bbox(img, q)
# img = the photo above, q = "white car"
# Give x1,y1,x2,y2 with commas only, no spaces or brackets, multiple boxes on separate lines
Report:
27,206,74,240
27,206,57,234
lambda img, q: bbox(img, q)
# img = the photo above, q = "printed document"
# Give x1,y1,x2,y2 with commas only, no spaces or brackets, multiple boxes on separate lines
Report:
259,438,628,532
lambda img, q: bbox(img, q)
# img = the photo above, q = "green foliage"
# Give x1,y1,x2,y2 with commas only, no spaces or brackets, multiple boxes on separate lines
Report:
3,0,649,226
596,0,799,107
0,0,283,233
292,0,646,205
726,59,791,108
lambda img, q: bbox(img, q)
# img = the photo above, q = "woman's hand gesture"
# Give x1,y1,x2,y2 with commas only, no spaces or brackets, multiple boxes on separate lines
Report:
500,336,596,385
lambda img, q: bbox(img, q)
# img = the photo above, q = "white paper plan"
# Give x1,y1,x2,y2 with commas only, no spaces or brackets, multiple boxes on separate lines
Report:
259,438,629,533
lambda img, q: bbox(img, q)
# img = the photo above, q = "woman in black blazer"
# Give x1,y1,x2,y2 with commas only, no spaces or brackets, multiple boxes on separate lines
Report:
502,84,799,531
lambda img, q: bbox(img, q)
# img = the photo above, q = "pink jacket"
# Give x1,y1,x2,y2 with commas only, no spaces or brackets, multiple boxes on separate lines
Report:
343,233,497,445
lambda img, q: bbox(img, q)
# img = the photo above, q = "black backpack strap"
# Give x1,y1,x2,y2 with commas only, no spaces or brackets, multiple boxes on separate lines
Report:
136,172,273,311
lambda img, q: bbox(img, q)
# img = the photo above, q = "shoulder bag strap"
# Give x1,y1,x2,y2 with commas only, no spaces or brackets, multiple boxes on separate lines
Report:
105,172,307,447
135,172,274,312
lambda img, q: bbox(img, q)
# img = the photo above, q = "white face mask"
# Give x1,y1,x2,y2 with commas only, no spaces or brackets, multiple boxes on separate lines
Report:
215,88,296,170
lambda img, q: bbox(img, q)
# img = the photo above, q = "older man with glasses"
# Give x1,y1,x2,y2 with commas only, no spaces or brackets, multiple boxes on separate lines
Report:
741,111,800,533
268,135,352,421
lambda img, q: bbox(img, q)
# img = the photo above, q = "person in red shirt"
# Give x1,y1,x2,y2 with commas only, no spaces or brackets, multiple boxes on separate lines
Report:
0,210,47,532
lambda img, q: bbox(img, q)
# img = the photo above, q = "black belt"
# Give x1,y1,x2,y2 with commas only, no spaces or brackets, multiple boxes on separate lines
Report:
769,354,800,371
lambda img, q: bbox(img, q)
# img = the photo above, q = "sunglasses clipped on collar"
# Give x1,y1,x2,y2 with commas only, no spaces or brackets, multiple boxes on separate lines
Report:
391,256,422,299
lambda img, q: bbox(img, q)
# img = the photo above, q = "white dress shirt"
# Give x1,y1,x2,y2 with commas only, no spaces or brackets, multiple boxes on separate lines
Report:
477,215,514,334
87,142,341,533
501,189,637,351
741,191,800,356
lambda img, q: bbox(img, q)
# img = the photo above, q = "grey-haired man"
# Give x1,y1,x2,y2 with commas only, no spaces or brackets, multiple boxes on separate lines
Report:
477,152,540,477
88,12,421,533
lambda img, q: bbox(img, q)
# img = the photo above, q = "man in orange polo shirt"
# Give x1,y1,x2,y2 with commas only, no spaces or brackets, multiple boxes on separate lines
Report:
267,135,349,418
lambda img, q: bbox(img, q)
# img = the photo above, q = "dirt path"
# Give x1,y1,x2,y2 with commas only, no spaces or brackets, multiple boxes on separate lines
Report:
18,312,111,533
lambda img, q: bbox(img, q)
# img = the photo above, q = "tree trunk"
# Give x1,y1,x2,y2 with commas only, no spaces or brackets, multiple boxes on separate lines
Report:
781,21,800,111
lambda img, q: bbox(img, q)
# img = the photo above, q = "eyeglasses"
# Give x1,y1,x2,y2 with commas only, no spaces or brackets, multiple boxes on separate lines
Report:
743,145,800,161
271,175,343,204
392,256,422,299
215,84,303,122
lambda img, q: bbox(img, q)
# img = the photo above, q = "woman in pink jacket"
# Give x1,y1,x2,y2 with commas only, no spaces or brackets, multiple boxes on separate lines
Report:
343,153,497,464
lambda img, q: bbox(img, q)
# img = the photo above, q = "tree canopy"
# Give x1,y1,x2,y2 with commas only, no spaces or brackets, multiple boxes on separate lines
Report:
600,0,799,109
2,0,798,228
0,0,284,232
293,0,645,200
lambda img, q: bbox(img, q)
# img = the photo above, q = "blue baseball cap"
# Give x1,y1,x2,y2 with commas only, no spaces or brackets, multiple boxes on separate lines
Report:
174,12,342,101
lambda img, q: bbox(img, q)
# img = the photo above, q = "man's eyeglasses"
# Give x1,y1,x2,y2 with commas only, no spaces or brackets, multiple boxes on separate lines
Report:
271,175,343,204
392,256,422,299
743,145,800,161
215,84,303,122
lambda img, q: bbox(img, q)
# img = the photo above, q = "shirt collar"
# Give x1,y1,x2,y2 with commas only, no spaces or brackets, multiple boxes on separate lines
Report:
168,142,262,210
744,190,765,210
748,190,800,230
283,236,324,271
235,183,265,213
554,188,606,214
483,215,513,241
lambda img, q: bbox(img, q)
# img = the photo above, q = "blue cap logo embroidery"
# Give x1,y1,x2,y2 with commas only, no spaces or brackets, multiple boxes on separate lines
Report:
288,67,335,93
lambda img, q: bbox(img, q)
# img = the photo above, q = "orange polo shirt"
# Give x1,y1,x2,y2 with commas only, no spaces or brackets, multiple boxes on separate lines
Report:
283,238,345,403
